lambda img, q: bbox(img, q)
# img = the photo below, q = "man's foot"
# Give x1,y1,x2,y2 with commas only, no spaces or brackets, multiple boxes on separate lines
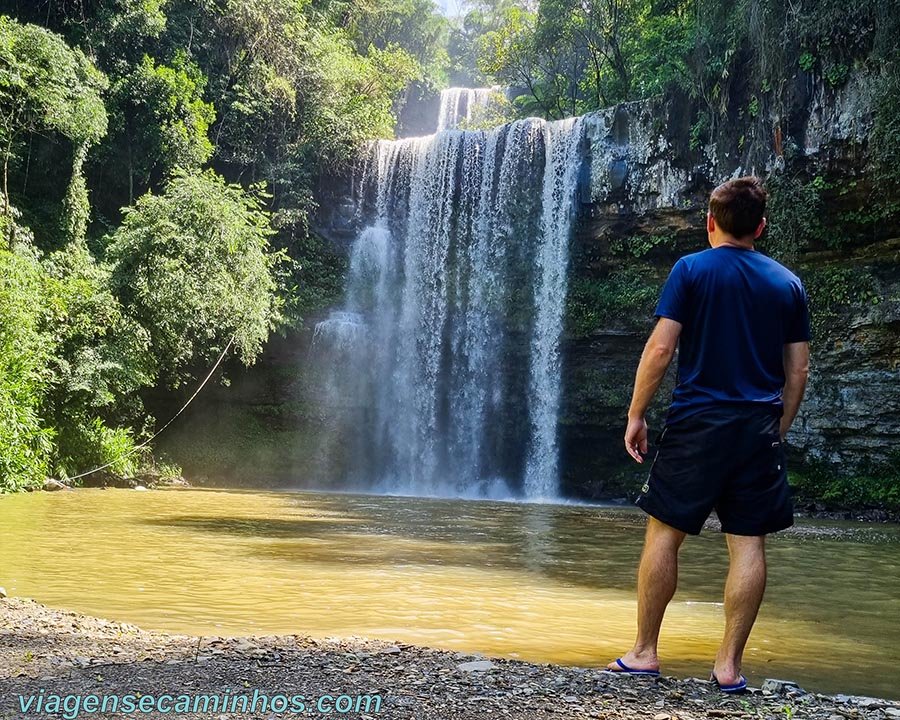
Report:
711,661,743,688
710,670,748,694
605,650,660,674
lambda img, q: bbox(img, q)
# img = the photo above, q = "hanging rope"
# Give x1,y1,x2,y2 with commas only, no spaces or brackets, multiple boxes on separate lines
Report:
63,335,236,483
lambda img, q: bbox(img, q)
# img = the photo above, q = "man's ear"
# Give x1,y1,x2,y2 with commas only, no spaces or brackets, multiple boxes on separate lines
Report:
754,216,767,239
706,211,715,234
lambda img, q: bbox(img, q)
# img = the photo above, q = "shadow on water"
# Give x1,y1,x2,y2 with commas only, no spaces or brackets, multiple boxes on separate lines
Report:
147,498,649,594
146,490,900,640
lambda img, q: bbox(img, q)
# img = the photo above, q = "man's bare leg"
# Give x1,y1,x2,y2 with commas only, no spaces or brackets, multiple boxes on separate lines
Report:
607,517,686,672
713,534,767,684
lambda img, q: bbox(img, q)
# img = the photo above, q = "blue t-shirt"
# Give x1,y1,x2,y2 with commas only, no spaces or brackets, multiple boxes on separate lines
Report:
655,246,810,424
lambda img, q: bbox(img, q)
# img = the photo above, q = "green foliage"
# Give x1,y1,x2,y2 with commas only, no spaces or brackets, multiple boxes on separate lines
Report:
62,143,90,244
0,244,53,491
0,0,436,490
801,265,879,338
104,52,215,203
609,232,675,259
566,269,661,337
41,242,153,435
0,16,108,147
763,172,824,261
870,66,900,184
55,417,145,482
798,51,815,72
107,169,284,385
339,0,450,89
689,115,709,151
454,89,514,130
281,231,348,327
790,459,900,513
0,16,107,244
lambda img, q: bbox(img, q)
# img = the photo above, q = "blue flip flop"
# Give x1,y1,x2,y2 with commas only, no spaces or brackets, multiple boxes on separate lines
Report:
710,672,748,694
608,658,661,676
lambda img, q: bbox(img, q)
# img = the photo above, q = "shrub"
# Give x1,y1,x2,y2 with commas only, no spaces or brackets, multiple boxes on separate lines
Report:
107,169,285,386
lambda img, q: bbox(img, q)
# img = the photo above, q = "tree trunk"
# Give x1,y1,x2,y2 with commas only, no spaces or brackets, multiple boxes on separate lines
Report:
3,139,12,250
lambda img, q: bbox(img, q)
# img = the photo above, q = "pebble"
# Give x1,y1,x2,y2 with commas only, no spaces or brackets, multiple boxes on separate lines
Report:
457,660,496,672
0,586,6,598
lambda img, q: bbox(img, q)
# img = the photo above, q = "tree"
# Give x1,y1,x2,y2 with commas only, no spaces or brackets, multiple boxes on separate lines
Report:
0,242,53,491
107,169,284,386
102,52,215,205
41,242,155,478
337,0,450,89
0,16,107,244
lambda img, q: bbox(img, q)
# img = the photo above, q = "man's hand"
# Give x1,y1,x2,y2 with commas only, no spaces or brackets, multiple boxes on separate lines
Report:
625,416,649,463
623,318,680,463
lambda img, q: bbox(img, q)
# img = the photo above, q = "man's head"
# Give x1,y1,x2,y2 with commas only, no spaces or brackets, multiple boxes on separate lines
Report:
707,176,767,247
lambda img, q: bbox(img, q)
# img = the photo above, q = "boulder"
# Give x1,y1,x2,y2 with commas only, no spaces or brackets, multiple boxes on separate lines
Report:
43,478,70,492
761,678,805,695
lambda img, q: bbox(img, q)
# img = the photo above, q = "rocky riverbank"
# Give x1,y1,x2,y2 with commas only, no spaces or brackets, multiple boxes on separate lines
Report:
2,598,898,720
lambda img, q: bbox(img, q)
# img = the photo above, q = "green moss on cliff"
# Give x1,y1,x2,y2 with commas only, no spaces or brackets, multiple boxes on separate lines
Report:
800,265,881,337
566,268,663,338
790,458,900,513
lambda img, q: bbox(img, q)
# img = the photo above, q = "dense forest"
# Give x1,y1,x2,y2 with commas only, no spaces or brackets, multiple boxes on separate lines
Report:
0,0,898,496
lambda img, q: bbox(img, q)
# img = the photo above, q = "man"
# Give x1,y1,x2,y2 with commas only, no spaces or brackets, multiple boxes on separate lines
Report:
606,176,811,693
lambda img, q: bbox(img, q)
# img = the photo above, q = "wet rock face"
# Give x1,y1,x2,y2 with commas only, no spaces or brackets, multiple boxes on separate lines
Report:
790,283,900,466
557,73,898,497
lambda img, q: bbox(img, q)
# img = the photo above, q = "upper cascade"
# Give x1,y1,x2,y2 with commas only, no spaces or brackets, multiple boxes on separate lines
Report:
436,87,504,132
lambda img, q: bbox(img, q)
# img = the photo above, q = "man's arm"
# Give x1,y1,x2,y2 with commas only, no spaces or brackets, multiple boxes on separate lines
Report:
781,341,809,439
625,318,682,463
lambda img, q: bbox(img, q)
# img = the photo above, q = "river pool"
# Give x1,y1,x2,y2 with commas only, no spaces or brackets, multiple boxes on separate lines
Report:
1,488,898,698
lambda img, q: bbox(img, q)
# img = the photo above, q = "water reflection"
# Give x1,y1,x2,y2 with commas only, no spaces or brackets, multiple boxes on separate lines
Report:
0,488,897,698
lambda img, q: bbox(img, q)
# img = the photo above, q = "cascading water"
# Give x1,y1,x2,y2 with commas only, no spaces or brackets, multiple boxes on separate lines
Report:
313,100,585,500
524,117,585,499
436,87,503,131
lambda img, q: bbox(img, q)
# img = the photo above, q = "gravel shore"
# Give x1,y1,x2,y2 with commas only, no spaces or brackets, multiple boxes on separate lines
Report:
2,598,897,720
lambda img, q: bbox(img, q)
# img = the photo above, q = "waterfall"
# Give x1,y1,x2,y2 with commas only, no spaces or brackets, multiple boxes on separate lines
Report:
436,87,503,132
524,117,584,499
314,103,585,500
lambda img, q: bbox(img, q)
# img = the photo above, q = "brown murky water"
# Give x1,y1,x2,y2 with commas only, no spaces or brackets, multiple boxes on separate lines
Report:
1,488,898,698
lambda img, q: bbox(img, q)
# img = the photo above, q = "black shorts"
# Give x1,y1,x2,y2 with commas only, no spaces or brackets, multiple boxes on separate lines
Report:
635,405,794,536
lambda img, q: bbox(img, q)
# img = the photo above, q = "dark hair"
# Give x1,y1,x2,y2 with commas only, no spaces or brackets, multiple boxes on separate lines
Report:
709,176,767,238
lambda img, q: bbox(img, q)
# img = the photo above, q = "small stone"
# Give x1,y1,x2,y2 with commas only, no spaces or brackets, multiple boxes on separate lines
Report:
762,678,804,695
133,485,148,491
43,478,69,492
379,645,402,655
0,587,7,598
855,697,885,709
653,714,671,720
457,660,496,672
883,707,900,718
